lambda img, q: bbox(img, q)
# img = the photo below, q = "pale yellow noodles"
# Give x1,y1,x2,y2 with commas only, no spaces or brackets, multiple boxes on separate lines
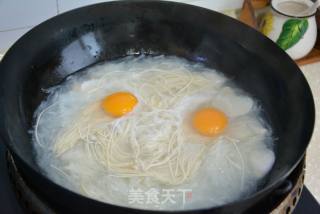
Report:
50,69,214,185
33,56,275,210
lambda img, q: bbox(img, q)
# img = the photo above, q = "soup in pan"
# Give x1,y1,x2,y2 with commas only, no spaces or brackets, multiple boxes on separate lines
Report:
32,56,275,210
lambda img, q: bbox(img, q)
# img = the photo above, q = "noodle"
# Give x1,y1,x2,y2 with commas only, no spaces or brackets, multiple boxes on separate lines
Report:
32,56,275,210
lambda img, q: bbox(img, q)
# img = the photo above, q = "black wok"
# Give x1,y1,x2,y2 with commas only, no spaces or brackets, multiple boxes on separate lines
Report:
0,0,315,213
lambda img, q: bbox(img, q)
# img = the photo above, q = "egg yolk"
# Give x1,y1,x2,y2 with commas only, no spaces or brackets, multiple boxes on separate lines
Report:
192,107,228,137
101,92,138,117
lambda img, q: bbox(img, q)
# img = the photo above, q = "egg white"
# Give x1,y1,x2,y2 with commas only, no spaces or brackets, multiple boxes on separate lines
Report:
32,56,275,210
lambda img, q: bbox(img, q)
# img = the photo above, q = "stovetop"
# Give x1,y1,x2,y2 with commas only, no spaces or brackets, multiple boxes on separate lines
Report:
0,143,319,214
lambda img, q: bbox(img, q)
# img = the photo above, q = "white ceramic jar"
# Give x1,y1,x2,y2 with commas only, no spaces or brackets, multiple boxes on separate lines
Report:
260,0,317,60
